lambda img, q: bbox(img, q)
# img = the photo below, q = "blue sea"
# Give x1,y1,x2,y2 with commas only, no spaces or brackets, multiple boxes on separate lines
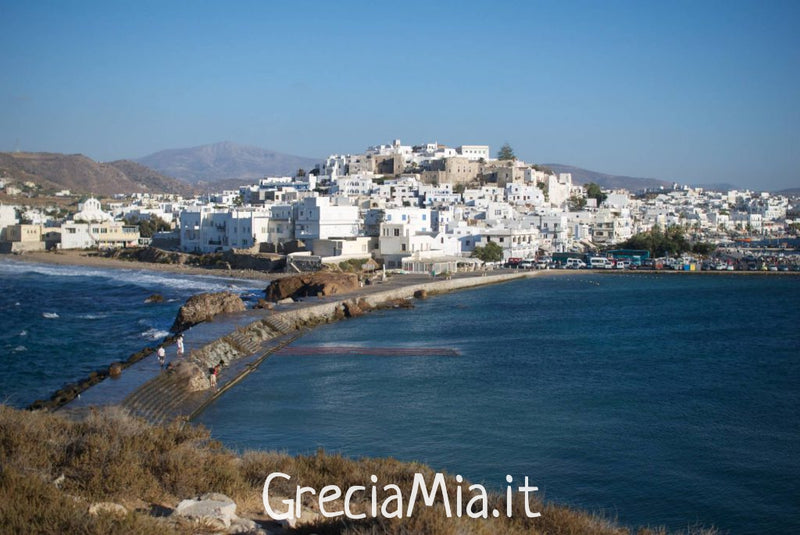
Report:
0,258,264,407
2,261,799,534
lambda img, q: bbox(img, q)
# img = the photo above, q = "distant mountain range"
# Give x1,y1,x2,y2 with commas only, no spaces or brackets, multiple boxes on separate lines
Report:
3,143,794,198
0,152,194,197
135,141,320,184
543,163,674,192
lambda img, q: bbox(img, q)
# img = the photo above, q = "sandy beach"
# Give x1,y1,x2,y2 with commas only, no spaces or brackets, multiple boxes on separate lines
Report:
3,249,281,282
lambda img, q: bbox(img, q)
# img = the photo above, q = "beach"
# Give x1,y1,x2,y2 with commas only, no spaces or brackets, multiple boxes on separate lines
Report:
5,249,281,282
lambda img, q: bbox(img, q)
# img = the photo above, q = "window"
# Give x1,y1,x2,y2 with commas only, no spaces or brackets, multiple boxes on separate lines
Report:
401,243,406,251
394,229,400,236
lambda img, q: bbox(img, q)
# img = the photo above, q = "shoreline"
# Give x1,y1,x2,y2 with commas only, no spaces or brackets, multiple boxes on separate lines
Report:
21,253,540,414
2,249,281,282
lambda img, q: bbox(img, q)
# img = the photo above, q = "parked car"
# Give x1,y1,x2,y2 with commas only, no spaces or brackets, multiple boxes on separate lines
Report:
565,258,587,269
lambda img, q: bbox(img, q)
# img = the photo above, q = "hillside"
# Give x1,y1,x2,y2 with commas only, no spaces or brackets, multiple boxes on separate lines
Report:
0,152,193,196
135,141,320,184
543,163,673,192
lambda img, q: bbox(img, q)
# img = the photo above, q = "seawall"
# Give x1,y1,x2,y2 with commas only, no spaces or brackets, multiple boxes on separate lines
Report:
61,271,533,423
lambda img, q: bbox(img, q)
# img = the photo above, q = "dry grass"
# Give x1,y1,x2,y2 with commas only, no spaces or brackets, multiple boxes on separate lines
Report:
0,406,719,535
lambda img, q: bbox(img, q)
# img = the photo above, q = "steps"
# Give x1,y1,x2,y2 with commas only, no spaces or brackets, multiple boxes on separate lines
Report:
121,327,304,425
263,315,294,335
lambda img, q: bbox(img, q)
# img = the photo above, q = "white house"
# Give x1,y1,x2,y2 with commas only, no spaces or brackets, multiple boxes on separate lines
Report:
294,196,360,241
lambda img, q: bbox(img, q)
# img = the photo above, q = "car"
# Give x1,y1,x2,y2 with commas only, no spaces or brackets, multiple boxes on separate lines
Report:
565,258,587,269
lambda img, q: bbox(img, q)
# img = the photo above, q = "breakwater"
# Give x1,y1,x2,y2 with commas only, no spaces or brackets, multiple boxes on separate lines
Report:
59,271,531,423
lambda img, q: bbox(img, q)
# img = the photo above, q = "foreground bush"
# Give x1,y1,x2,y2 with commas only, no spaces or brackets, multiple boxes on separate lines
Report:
0,406,716,534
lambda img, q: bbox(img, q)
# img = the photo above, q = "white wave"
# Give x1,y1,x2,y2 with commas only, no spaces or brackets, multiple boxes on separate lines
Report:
13,345,27,352
141,328,170,341
0,258,262,295
42,312,59,319
18,330,27,337
78,313,108,320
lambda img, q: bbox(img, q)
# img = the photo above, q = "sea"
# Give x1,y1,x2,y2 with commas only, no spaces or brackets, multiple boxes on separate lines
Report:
2,259,799,534
0,259,264,407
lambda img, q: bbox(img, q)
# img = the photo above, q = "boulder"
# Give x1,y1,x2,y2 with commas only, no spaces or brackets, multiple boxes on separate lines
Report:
253,299,273,310
343,300,364,318
173,495,237,528
413,289,428,299
88,502,127,518
144,293,164,304
108,362,123,378
171,360,211,392
265,272,360,302
171,292,246,332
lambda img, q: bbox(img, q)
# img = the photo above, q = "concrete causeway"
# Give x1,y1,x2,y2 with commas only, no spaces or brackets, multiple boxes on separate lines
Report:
59,270,533,424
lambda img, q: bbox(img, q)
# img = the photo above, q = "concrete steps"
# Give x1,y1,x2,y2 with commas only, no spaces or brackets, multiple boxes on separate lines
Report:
263,316,294,335
121,329,304,425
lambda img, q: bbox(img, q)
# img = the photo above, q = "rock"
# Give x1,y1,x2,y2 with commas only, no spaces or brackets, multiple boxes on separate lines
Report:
52,473,65,488
277,297,294,304
108,362,123,378
413,289,428,299
381,298,414,309
88,502,128,518
343,300,363,318
228,517,260,534
171,360,211,392
265,272,360,302
171,291,246,332
253,299,273,310
173,495,237,528
144,293,164,303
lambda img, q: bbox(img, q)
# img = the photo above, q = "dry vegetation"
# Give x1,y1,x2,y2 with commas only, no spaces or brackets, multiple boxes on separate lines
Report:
0,406,718,535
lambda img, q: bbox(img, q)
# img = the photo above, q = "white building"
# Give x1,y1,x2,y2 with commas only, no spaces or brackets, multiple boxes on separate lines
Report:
179,206,271,253
456,145,490,161
294,196,360,241
476,225,539,260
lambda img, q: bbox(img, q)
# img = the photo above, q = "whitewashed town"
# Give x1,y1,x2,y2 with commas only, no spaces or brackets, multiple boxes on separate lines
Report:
1,139,798,272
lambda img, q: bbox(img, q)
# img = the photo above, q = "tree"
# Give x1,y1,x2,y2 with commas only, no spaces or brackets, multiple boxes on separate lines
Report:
585,182,607,205
126,215,171,238
568,195,586,211
472,241,503,262
497,143,516,161
296,168,306,177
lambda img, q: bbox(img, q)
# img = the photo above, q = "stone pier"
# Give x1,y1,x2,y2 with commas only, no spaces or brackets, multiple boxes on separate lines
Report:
60,271,533,424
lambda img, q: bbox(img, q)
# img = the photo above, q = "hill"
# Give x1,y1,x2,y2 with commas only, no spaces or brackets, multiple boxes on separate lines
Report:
135,141,320,184
776,187,800,196
543,163,673,192
0,152,193,196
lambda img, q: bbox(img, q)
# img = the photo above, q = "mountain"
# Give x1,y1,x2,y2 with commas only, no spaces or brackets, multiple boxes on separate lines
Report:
776,187,800,197
693,183,739,192
543,163,673,192
0,152,194,196
135,141,320,184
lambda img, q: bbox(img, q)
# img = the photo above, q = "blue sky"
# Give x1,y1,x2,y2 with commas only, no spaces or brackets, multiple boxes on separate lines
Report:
1,0,798,190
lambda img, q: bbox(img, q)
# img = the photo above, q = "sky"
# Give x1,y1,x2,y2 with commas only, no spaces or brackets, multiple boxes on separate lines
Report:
1,0,798,191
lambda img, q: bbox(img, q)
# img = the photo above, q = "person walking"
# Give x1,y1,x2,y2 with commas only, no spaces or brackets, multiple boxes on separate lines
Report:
209,363,221,391
176,334,185,359
157,346,166,371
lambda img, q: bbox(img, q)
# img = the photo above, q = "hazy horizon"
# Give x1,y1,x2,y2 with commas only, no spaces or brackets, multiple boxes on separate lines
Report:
1,0,798,191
